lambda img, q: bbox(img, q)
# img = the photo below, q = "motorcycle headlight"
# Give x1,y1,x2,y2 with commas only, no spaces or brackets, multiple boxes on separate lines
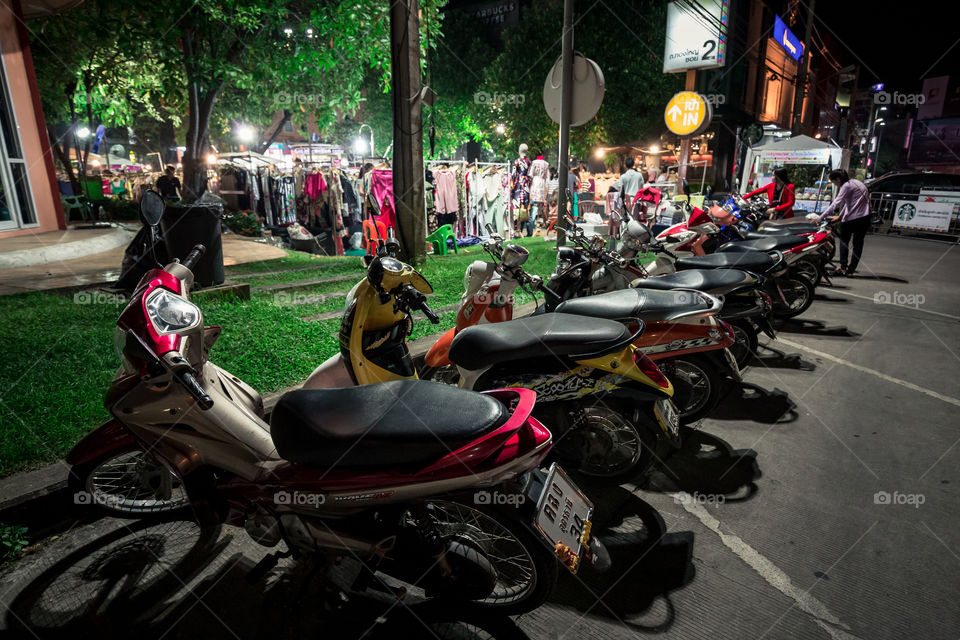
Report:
145,288,201,334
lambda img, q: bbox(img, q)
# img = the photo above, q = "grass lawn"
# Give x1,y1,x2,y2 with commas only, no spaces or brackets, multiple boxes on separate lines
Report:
0,237,558,475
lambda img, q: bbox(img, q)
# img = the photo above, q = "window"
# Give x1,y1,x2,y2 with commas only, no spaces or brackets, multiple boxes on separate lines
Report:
0,52,36,228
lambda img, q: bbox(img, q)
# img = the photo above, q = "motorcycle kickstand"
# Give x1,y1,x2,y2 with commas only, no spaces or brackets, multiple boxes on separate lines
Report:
247,548,295,584
350,538,407,601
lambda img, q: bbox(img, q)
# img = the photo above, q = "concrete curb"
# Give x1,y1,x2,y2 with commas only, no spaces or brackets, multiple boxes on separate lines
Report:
0,227,135,269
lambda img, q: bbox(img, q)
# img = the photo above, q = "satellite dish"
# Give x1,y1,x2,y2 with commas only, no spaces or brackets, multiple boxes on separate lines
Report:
543,53,605,127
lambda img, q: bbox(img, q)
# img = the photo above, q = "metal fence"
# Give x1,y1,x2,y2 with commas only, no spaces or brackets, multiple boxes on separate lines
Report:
869,186,960,239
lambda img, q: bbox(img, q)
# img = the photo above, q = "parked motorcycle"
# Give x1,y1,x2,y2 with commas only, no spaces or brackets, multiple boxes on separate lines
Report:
68,192,608,614
423,228,740,423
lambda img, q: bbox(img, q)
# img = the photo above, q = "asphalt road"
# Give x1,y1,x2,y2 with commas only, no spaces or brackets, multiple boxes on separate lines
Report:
2,234,957,640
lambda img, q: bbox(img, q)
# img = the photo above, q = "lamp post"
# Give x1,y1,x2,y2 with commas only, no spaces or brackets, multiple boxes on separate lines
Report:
236,125,256,171
358,124,374,159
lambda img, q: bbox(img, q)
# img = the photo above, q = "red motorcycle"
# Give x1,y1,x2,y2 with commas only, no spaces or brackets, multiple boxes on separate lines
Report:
66,192,608,615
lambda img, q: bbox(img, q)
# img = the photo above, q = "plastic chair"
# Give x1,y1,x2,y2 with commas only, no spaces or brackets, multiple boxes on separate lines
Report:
61,195,90,221
426,224,458,255
362,219,388,251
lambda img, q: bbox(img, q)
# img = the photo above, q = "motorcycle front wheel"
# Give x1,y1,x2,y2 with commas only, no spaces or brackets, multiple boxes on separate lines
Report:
728,319,759,369
69,446,189,516
552,402,656,480
792,257,822,287
423,499,559,616
772,276,814,319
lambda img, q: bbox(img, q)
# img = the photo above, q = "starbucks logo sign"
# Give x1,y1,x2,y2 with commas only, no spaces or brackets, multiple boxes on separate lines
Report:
896,203,916,222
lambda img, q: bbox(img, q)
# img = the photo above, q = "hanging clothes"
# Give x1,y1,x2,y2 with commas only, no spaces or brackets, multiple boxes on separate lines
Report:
370,169,397,229
529,157,549,204
326,168,345,255
510,157,531,209
482,170,506,236
305,172,327,199
434,169,458,215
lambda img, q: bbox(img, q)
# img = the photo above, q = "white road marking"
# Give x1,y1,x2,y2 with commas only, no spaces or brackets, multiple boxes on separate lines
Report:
827,289,960,321
679,499,865,640
776,338,960,409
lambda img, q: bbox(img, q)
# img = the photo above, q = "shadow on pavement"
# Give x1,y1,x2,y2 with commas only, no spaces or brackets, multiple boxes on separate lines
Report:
774,318,858,338
708,381,799,424
753,343,817,370
545,482,695,634
3,518,531,639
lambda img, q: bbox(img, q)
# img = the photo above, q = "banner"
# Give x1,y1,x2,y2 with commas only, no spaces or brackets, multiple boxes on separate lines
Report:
892,200,952,232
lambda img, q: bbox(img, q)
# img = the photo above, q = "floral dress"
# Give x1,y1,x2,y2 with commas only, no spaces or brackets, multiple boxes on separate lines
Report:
510,157,531,209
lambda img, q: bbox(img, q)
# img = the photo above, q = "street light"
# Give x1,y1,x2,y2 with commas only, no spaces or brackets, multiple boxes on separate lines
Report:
358,124,374,157
495,123,506,135
352,137,368,155
206,153,218,165
236,125,255,145
76,126,91,139
650,145,659,153
594,148,605,159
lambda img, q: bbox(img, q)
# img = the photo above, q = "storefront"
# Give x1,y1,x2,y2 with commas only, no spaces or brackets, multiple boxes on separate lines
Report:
0,0,67,238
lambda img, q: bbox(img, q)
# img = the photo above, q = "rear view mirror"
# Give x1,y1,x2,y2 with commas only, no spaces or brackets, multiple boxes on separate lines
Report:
140,190,165,227
705,185,713,197
681,179,690,196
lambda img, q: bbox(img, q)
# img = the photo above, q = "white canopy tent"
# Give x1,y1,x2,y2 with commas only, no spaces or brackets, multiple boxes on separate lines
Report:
740,134,849,190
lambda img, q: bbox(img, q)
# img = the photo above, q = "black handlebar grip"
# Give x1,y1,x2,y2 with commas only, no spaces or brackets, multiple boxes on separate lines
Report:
178,370,214,410
421,301,440,324
181,244,206,271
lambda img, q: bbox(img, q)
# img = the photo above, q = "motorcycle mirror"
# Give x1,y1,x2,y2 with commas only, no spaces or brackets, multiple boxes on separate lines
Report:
140,190,165,227
366,256,385,289
681,178,690,196
705,185,713,196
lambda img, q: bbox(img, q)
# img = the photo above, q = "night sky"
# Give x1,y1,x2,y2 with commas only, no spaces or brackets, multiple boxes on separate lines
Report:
814,1,960,92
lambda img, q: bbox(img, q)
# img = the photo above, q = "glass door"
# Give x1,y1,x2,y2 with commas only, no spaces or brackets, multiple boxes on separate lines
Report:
0,50,37,230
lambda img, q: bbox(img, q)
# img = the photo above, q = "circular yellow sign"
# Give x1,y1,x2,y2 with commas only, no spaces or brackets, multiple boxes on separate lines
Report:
664,91,710,136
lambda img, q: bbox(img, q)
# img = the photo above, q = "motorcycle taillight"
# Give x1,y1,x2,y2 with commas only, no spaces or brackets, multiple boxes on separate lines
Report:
633,349,670,389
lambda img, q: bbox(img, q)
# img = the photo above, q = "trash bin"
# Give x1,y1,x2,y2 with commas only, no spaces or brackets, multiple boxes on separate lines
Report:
160,203,225,287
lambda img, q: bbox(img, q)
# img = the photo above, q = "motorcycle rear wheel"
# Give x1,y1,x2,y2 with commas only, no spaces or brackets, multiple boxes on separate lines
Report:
553,403,656,480
424,499,558,616
772,277,814,319
728,320,759,369
659,355,721,424
792,257,822,287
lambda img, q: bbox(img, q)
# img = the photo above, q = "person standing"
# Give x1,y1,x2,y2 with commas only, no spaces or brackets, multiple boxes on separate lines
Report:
818,169,872,276
510,144,531,237
743,167,795,219
613,157,644,203
527,154,549,236
155,165,181,201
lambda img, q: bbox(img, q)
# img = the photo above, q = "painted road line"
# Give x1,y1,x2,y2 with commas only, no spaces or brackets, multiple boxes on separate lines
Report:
679,498,866,640
776,338,960,408
827,289,960,322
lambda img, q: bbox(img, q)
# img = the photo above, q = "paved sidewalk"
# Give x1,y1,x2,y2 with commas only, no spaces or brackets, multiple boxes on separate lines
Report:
0,231,288,296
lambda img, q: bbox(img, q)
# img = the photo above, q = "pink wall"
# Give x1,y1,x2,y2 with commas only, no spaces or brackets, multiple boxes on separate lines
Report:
0,0,64,238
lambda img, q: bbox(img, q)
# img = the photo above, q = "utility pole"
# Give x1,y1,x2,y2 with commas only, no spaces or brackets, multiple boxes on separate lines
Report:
791,0,815,134
676,69,696,192
556,0,574,247
390,0,426,265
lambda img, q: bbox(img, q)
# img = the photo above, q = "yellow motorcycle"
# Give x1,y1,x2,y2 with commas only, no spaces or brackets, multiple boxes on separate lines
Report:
306,234,679,481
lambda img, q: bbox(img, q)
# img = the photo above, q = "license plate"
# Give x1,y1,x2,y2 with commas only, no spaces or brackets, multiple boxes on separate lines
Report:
654,397,680,440
723,348,742,381
535,464,594,574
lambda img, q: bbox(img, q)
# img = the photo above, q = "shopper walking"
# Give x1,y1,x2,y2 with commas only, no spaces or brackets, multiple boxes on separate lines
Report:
818,169,872,276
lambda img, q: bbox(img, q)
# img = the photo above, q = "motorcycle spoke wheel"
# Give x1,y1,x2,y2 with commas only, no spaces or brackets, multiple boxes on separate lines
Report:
563,407,644,477
85,451,188,514
661,360,712,419
426,501,538,607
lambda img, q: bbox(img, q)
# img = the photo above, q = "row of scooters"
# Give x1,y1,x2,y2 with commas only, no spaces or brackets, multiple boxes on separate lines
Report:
62,189,835,619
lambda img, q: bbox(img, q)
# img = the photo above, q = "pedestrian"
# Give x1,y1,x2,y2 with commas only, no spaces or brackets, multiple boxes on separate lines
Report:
818,169,872,277
510,144,532,238
155,165,181,201
743,167,795,219
546,167,559,202
613,156,644,203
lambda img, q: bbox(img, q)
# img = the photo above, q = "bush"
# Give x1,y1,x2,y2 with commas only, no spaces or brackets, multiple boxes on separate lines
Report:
224,209,263,237
97,197,141,221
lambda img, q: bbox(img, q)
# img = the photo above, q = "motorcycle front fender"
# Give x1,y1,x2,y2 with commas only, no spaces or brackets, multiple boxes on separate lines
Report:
66,418,137,466
424,327,456,368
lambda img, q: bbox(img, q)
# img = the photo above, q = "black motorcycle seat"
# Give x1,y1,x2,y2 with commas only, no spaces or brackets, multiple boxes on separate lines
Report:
449,313,632,370
555,288,711,323
631,268,752,294
744,225,818,238
270,381,507,468
718,236,807,252
674,251,776,272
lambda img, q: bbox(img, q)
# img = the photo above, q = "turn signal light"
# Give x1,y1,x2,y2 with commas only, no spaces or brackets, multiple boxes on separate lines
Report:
633,349,670,388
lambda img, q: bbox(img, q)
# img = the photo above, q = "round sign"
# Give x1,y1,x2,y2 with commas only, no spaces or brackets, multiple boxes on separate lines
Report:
742,123,764,145
664,91,712,136
543,54,606,127
897,203,916,222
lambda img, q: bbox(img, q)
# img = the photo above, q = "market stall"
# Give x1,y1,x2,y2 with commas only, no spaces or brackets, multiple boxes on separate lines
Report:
740,134,850,213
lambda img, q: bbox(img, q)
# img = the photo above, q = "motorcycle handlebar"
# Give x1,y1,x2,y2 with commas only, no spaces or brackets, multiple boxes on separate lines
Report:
176,369,214,410
181,244,206,271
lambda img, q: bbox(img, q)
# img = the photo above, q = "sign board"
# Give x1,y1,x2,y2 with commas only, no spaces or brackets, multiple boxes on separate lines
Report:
773,15,803,62
663,0,729,73
756,149,831,164
664,91,712,136
543,54,605,127
892,200,952,232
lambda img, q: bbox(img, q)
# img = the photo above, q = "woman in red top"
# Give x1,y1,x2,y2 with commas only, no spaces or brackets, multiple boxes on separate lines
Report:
744,167,795,219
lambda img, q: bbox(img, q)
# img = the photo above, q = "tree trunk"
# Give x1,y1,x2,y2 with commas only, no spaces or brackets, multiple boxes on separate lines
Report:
48,125,79,195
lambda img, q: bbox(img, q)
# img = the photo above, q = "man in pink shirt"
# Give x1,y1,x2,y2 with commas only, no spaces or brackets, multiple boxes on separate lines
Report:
818,169,872,276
